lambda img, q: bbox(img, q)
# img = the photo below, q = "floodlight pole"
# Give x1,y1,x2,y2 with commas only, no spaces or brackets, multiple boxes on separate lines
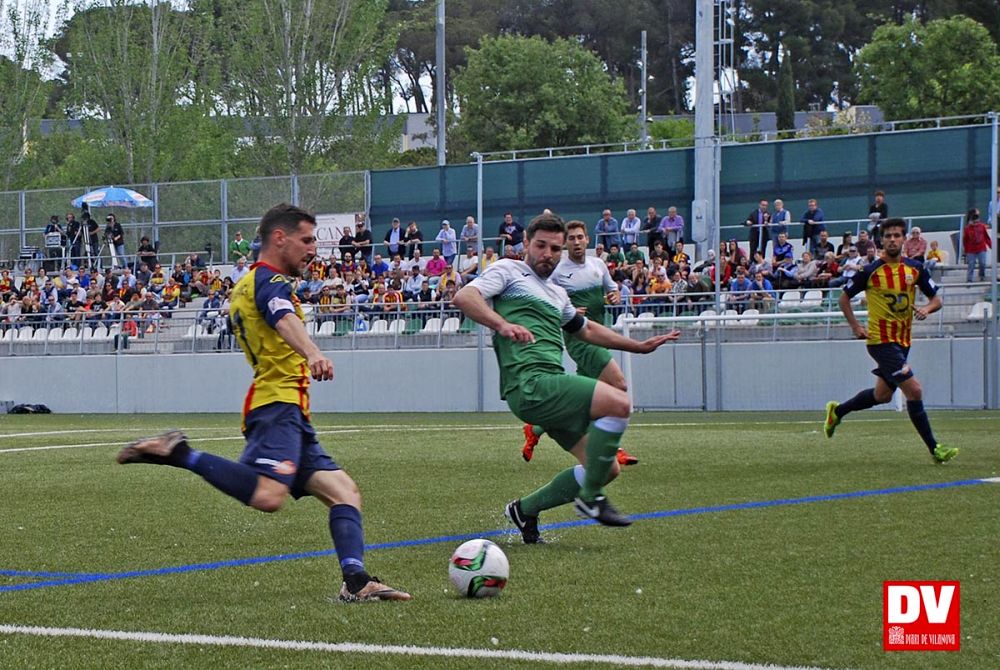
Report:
990,112,999,408
436,0,447,166
640,30,649,150
472,150,485,412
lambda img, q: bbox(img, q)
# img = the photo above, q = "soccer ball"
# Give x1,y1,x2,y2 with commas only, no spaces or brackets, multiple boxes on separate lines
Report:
448,539,509,598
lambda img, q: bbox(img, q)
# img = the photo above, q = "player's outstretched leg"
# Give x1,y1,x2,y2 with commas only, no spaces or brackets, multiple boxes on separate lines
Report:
599,360,639,467
897,378,958,464
824,388,884,439
522,424,543,462
118,431,259,505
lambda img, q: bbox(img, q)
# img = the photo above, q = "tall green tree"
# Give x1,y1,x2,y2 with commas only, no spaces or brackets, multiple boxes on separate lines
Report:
206,0,401,176
453,34,633,154
0,0,59,190
775,44,795,132
855,16,1000,120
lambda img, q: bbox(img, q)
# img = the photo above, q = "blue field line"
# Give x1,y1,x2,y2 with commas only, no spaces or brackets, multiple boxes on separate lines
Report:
1,477,991,595
0,569,102,579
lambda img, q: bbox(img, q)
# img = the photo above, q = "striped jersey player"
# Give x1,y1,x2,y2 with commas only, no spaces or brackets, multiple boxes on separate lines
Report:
823,218,957,463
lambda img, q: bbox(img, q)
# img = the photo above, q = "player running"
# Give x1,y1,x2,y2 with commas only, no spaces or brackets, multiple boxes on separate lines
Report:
454,213,679,542
824,217,957,463
520,219,638,466
117,204,410,602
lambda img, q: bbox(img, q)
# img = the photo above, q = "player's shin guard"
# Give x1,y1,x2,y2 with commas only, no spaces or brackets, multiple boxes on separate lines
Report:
329,504,366,580
835,388,880,418
189,452,258,505
906,400,938,452
579,417,628,502
519,466,580,516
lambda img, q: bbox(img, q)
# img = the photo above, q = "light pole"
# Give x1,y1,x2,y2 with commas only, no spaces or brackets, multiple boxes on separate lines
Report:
640,30,649,149
436,0,446,166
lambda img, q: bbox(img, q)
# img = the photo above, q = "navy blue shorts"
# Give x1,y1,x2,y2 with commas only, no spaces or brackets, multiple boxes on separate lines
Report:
239,402,339,499
866,343,914,389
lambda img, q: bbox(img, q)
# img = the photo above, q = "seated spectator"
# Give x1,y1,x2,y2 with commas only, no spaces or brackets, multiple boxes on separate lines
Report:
458,247,479,283
776,251,820,290
606,244,626,270
404,266,425,301
672,241,690,268
436,264,463,291
380,279,406,314
648,241,670,263
902,226,927,262
481,246,498,270
136,262,152,287
813,230,835,259
209,269,224,294
0,269,12,301
749,250,772,279
750,271,776,311
187,251,207,269
594,243,608,263
161,277,182,311
624,243,645,272
425,248,448,282
726,239,747,266
728,266,753,313
854,229,876,257
199,291,223,332
371,254,390,279
230,257,249,284
416,280,436,310
836,232,854,261
693,249,716,274
813,251,840,288
340,251,357,275
148,264,166,294
139,291,163,334
386,254,406,280
666,269,689,312
924,240,947,272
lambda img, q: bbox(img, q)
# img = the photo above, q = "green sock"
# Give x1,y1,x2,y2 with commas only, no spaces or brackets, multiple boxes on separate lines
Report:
532,425,544,437
579,423,623,501
520,467,579,516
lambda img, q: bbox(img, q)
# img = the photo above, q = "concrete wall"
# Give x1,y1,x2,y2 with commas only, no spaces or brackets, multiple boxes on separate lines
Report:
0,337,989,414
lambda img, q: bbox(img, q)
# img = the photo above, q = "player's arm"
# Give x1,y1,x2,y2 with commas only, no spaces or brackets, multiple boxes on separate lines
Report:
274,314,333,381
838,290,867,339
453,284,534,343
570,317,679,353
601,263,621,305
914,268,943,320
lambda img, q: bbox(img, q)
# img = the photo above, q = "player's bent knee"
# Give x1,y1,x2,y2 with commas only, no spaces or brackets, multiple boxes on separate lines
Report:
606,460,621,482
249,476,289,513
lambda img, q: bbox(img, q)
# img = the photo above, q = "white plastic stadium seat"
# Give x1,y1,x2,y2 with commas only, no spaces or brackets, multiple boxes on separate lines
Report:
18,327,34,342
0,329,11,343
441,317,460,333
967,301,993,322
777,290,802,312
739,308,760,327
369,319,389,334
47,327,63,341
722,309,739,325
183,324,197,338
33,328,49,342
388,319,406,334
421,317,442,333
62,327,79,341
800,290,823,310
699,308,717,329
318,320,336,336
305,321,317,336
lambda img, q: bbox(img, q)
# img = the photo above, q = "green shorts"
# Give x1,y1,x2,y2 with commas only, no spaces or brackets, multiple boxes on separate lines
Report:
506,373,596,451
564,335,613,380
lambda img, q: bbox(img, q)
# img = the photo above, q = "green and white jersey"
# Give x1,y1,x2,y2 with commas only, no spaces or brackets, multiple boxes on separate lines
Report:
552,254,617,323
469,259,581,399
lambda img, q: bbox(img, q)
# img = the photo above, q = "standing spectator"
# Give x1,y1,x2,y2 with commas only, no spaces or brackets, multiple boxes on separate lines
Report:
659,206,685,253
771,199,791,238
497,212,524,256
642,206,662,253
83,212,100,267
594,209,621,249
136,235,158,269
383,218,405,259
744,199,771,259
43,215,66,273
337,226,355,260
459,216,479,253
800,198,826,255
230,257,249,284
404,220,424,259
352,218,373,263
435,220,458,264
229,230,251,262
868,190,889,247
963,208,992,283
620,209,641,247
104,214,125,267
66,213,82,266
988,186,1000,227
250,232,262,261
902,227,928,262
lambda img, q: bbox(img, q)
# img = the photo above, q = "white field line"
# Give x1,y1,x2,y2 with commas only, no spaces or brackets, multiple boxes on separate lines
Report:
0,624,845,670
0,416,981,455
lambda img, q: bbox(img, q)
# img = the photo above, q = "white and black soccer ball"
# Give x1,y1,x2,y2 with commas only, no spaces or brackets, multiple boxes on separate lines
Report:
448,539,509,598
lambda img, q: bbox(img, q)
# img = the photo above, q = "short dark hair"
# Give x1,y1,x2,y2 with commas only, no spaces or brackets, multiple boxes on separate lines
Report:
526,212,566,240
881,217,906,234
565,220,587,234
259,203,316,248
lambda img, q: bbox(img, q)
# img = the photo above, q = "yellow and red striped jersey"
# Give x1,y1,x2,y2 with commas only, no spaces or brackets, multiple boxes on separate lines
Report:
843,257,938,347
229,262,310,423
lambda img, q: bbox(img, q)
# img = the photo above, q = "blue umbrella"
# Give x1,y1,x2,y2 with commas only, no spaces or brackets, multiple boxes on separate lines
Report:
72,186,153,209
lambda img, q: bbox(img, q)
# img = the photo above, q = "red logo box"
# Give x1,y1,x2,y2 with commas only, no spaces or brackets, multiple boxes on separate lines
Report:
883,581,960,651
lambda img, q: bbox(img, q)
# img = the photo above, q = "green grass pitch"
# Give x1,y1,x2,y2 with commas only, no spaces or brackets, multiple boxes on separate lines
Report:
0,411,997,669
